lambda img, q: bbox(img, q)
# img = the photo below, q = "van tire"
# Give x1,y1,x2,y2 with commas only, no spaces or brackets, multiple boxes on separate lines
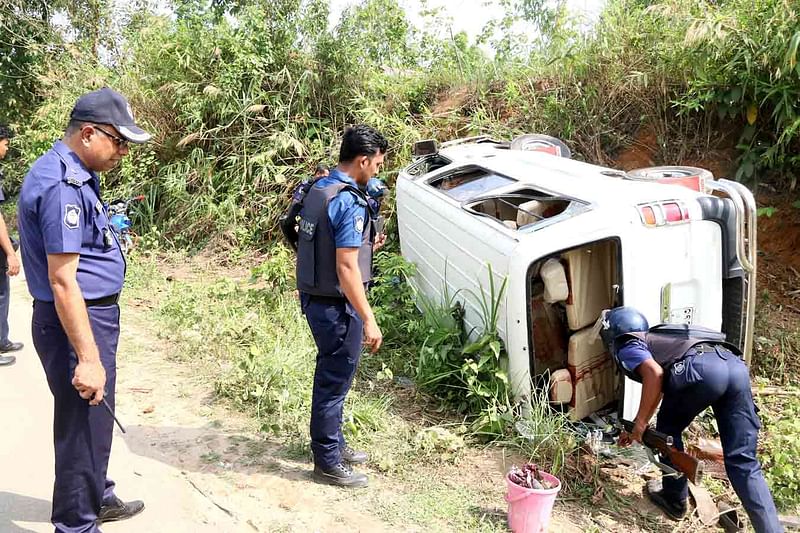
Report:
511,134,572,158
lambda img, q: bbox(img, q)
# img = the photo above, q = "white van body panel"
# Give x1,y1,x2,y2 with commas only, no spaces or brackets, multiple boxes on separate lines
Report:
397,141,736,421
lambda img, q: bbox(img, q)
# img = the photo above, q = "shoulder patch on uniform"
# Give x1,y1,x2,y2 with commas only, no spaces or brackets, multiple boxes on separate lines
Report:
354,215,365,233
64,204,81,229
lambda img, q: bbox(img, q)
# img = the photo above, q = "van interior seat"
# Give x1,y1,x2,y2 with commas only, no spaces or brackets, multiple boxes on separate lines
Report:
567,327,617,420
540,258,569,303
503,220,518,229
516,199,544,227
549,368,573,403
563,241,616,330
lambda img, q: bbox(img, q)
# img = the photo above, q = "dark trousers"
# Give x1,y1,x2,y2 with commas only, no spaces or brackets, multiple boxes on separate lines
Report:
32,301,120,533
656,348,783,533
0,254,9,344
301,294,362,469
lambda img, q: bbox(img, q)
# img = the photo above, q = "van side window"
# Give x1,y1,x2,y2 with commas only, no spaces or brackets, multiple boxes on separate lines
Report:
428,167,516,202
464,188,583,230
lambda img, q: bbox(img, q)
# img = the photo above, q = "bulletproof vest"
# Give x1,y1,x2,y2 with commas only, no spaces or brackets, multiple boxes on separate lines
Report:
296,181,373,297
619,324,741,382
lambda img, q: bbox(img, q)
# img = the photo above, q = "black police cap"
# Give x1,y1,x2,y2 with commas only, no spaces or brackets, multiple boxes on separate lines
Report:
70,87,152,144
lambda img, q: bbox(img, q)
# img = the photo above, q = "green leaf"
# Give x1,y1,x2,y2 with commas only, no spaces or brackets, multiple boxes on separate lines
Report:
489,340,501,358
757,207,777,218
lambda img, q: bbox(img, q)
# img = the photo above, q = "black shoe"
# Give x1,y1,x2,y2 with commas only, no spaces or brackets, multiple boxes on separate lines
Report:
718,501,744,532
312,463,368,488
0,341,23,353
341,446,368,465
646,485,687,521
97,496,145,524
0,355,15,366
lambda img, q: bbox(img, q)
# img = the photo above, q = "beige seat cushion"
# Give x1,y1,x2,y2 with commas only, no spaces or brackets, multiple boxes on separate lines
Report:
567,326,616,420
569,358,616,421
516,200,544,227
567,327,606,367
563,241,616,330
540,258,568,303
549,369,573,403
503,220,518,229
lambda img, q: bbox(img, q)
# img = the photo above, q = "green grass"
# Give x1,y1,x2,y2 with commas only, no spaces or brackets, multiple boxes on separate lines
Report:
122,248,800,529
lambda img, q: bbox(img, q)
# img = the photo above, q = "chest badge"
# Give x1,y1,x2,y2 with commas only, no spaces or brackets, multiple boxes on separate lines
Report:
63,204,81,230
672,361,685,375
354,215,365,233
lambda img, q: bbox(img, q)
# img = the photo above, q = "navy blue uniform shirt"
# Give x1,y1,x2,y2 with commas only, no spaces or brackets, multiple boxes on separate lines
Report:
616,337,653,374
316,168,368,249
18,141,125,301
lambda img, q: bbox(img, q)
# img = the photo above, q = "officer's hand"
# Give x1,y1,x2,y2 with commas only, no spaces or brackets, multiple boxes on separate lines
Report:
363,320,383,353
72,360,107,406
617,430,635,447
373,233,387,252
6,254,20,276
617,423,644,448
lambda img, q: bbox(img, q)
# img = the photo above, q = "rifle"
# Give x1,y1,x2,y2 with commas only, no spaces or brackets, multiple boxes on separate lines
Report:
619,419,703,484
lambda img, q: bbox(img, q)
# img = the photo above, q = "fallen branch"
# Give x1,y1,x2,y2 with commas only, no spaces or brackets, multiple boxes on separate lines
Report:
184,473,235,518
754,387,800,397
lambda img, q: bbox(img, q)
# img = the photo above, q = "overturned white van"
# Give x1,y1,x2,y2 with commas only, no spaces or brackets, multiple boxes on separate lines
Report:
396,135,757,421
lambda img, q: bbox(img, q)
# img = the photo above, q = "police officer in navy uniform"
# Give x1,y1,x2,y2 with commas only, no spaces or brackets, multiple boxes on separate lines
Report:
296,125,388,488
280,164,330,250
0,123,23,365
600,307,783,533
18,88,150,532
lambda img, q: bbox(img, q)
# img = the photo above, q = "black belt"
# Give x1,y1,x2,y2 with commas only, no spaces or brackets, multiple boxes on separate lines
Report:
691,343,720,355
84,293,120,307
306,294,346,305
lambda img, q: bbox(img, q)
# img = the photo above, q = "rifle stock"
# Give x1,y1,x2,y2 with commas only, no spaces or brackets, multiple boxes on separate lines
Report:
620,419,704,484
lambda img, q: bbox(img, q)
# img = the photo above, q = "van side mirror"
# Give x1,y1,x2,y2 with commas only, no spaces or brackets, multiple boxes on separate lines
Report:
412,139,438,160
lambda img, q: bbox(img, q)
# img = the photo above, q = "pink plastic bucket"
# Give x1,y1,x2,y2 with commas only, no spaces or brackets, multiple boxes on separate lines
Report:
506,471,561,533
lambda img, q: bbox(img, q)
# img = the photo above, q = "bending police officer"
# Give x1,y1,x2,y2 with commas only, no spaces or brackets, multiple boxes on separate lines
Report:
600,307,782,533
296,125,388,488
18,88,150,532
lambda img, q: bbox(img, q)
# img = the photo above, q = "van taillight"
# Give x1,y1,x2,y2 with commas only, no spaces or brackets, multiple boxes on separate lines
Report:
638,201,689,227
662,202,684,222
641,206,657,226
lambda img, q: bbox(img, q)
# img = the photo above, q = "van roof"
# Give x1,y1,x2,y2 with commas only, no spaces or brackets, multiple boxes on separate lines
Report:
438,143,708,207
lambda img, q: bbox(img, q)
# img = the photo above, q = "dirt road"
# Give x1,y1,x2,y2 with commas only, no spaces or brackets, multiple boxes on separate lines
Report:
0,268,595,533
0,270,407,533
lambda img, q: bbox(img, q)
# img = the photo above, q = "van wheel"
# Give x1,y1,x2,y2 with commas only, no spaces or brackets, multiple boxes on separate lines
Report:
510,134,571,158
627,166,714,181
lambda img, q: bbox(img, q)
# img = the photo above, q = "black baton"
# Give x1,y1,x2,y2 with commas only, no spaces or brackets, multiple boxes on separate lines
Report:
100,396,127,434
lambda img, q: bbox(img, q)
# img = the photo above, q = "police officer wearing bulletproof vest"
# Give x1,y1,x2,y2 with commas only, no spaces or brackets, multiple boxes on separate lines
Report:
18,88,150,532
601,307,782,532
295,125,388,488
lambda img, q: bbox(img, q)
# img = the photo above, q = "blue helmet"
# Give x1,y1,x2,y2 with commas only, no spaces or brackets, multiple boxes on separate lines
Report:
599,306,649,354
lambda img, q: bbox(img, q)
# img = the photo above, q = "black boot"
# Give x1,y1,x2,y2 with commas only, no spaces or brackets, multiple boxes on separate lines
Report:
0,355,15,366
646,482,687,521
0,341,23,353
312,463,368,488
341,446,368,465
97,496,145,524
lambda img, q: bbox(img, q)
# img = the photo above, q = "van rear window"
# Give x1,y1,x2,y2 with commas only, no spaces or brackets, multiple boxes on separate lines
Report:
429,168,515,202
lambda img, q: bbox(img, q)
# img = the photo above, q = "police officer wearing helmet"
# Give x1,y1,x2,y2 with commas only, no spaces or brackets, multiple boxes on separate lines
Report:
18,88,150,532
600,307,782,532
296,125,388,488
